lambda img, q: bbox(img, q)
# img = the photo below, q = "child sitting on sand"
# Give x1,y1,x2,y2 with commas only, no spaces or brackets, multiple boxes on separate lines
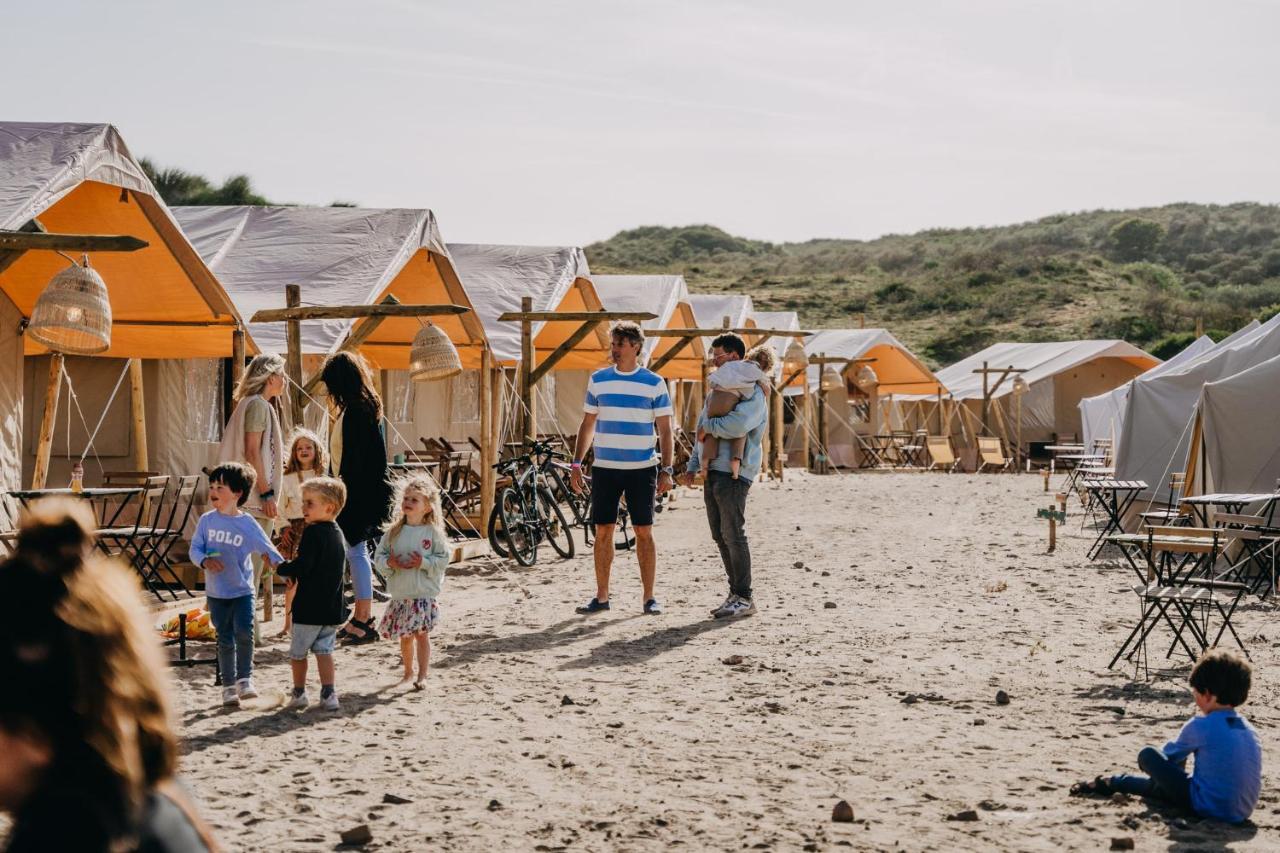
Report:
699,344,776,479
275,477,349,711
375,475,450,689
274,429,326,638
189,463,283,708
1071,649,1262,823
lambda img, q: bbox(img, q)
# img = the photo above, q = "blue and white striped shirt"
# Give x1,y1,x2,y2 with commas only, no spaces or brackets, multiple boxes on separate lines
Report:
584,365,673,469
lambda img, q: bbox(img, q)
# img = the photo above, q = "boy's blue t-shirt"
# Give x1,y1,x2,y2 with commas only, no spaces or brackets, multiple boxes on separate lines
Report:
1164,709,1262,823
189,510,283,600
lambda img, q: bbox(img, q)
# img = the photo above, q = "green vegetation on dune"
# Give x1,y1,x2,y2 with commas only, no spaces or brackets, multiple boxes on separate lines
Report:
585,205,1280,366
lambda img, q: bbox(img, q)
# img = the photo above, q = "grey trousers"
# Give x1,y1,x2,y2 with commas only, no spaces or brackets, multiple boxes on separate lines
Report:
704,471,752,600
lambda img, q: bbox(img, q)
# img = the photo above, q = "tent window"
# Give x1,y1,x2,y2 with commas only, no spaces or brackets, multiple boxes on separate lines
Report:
449,370,481,425
185,359,223,442
384,370,415,424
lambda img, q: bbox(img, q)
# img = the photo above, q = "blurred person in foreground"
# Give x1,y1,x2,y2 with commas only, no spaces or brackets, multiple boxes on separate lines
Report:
0,498,218,851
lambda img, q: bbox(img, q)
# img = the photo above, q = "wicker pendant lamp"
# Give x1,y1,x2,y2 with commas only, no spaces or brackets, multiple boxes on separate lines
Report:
853,363,879,391
781,340,807,377
409,322,462,381
27,255,112,355
819,365,843,392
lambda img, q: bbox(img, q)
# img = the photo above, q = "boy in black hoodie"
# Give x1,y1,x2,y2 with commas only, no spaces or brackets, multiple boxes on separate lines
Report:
276,477,348,711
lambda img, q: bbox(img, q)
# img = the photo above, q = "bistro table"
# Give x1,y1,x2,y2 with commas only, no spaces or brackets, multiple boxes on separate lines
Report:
1045,444,1085,474
1179,492,1280,528
7,486,143,528
1083,478,1147,559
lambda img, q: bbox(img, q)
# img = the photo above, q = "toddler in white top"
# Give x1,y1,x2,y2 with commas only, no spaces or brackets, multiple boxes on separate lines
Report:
699,345,777,479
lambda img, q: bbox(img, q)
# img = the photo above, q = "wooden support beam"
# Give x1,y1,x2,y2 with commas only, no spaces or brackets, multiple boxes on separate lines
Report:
301,295,402,397
231,328,246,389
0,231,148,253
801,379,812,472
129,359,148,472
529,320,598,385
479,349,495,527
645,327,811,338
519,297,535,444
285,285,305,428
648,334,697,373
32,354,64,489
769,386,784,479
0,219,46,278
810,355,876,366
497,310,655,323
250,303,468,323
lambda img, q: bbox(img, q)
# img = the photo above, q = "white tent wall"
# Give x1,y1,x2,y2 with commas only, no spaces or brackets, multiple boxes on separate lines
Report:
550,369,588,437
0,294,23,523
1199,353,1280,495
384,369,487,459
1049,357,1149,442
1117,312,1280,501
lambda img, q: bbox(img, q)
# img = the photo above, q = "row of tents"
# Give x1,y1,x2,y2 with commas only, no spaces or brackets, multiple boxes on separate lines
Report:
3,122,1265,527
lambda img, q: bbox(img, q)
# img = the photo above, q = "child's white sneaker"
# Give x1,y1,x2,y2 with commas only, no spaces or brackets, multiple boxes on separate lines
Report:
221,686,240,707
286,689,309,710
236,678,258,700
320,690,340,711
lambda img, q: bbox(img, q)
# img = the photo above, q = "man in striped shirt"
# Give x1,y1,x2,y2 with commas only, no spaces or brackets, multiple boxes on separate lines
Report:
570,321,675,616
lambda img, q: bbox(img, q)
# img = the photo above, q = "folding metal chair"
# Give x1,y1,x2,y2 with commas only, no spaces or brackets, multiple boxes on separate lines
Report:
137,475,202,599
97,480,171,601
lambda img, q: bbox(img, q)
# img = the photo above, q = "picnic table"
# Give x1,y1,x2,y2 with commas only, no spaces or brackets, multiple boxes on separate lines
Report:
1083,478,1146,559
1179,493,1280,527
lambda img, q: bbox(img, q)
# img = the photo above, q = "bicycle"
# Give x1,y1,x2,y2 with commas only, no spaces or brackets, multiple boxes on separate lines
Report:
486,440,576,566
543,458,638,552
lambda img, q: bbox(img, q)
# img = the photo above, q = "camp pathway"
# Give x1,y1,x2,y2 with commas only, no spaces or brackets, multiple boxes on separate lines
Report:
172,472,1280,851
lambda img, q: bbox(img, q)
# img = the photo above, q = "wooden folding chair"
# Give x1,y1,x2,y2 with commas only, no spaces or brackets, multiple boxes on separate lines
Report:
925,435,958,473
1138,473,1189,527
976,437,1011,473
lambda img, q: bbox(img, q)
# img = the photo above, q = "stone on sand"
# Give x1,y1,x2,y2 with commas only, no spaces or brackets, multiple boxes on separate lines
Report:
831,800,855,822
339,824,373,846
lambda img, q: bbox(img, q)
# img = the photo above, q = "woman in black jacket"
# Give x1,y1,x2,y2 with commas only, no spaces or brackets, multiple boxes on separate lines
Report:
321,351,394,643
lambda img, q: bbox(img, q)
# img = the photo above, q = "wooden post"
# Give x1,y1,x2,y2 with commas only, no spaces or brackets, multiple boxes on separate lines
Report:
815,388,828,474
1042,468,1051,492
490,365,503,466
231,327,246,389
980,360,990,436
770,385,784,480
936,387,944,435
129,359,148,472
285,284,304,429
1048,513,1057,553
479,349,495,528
519,296,535,445
32,354,64,489
801,378,812,471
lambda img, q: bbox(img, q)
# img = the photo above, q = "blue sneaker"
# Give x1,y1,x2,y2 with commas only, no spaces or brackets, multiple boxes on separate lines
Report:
575,597,611,615
643,598,663,615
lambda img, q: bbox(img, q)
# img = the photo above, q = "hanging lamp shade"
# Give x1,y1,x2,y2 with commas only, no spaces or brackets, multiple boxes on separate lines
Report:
819,366,843,392
1011,374,1029,396
27,256,112,355
781,340,807,376
853,363,879,391
409,322,462,381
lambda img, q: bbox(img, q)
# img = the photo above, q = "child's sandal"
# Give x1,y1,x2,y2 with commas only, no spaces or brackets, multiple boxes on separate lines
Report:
1069,776,1113,797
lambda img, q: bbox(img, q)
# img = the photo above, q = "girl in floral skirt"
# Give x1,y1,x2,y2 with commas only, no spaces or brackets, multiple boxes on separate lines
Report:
274,429,326,638
375,475,450,688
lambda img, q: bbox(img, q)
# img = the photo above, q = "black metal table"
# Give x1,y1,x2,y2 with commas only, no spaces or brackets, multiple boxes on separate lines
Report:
1083,478,1147,559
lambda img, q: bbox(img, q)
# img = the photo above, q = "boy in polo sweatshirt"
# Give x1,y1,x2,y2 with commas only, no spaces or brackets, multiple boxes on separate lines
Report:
189,462,283,707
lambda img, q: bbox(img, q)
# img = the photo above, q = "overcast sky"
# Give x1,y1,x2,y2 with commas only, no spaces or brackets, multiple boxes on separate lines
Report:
9,1,1278,246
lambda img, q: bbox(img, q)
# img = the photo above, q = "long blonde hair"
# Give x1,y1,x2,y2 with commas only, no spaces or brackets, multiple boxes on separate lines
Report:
385,474,445,546
0,499,180,835
284,428,327,476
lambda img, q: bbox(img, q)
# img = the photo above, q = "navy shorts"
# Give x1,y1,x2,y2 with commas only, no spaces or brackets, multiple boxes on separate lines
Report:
590,465,658,527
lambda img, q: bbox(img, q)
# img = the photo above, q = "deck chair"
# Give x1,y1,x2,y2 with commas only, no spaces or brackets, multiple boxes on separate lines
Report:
926,435,958,472
976,437,1011,473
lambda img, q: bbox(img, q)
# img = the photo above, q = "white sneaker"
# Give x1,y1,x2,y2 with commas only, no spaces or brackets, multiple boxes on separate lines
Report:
710,594,736,616
286,690,309,710
716,596,756,619
236,678,258,700
221,686,240,707
320,691,340,711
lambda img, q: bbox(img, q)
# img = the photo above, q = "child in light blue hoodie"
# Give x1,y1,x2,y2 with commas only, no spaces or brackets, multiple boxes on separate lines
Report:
375,476,449,689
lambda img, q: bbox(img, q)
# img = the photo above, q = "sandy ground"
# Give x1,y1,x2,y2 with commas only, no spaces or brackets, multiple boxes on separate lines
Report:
172,471,1280,851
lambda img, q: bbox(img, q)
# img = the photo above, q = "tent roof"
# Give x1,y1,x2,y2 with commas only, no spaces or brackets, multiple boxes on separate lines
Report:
931,340,1158,400
448,243,607,369
750,310,804,387
0,122,247,358
174,205,485,370
591,275,705,378
688,293,756,332
805,328,943,395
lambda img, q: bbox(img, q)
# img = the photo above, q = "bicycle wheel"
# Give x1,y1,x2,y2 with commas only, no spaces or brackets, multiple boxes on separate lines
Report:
575,476,595,546
487,503,510,559
497,487,537,566
538,487,575,559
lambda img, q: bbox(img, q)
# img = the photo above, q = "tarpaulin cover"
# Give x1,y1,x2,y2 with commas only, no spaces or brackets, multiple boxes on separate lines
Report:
591,274,704,378
750,310,803,390
921,340,1157,401
447,243,606,369
803,328,943,396
0,122,245,358
1116,312,1280,499
1199,351,1280,495
0,293,22,520
173,206,486,369
1079,335,1217,452
688,294,755,339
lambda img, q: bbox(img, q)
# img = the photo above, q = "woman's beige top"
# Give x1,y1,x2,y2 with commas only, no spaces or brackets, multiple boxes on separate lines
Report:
217,393,283,519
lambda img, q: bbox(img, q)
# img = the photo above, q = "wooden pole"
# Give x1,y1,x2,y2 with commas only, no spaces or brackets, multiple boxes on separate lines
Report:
129,359,148,472
32,354,64,489
980,360,990,436
231,328,246,389
801,378,812,471
285,284,304,429
816,389,828,474
770,385,784,480
479,349,495,528
490,366,504,465
519,296,535,444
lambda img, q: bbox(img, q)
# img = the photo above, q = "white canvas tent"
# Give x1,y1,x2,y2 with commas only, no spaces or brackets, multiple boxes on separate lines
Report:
1117,313,1280,500
915,340,1158,450
1078,335,1217,453
688,294,757,346
1196,350,1280,496
0,123,248,502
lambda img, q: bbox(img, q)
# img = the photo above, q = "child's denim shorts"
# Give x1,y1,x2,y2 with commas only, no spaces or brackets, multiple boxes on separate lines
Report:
290,623,338,659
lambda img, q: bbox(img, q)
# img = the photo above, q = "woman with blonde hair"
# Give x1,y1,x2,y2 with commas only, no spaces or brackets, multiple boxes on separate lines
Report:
0,498,218,850
217,353,287,644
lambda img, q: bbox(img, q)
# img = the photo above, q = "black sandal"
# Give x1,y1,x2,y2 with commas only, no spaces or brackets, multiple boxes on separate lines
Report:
1069,776,1114,797
340,619,380,645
